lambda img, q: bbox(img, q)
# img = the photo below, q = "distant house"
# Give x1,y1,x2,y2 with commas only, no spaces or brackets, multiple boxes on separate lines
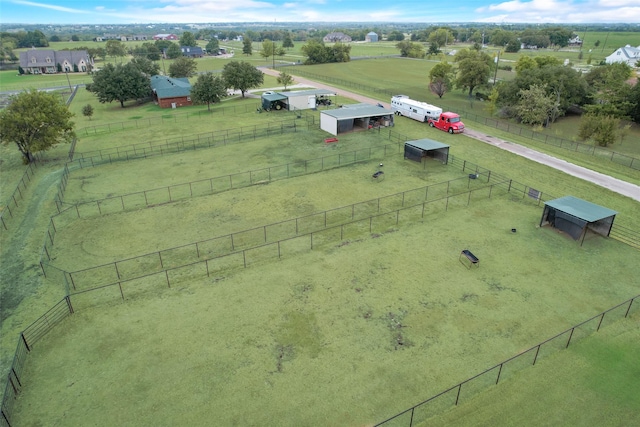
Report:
365,32,378,42
19,49,93,74
568,35,582,47
150,75,192,109
605,45,640,67
153,33,179,41
180,46,204,58
323,32,352,43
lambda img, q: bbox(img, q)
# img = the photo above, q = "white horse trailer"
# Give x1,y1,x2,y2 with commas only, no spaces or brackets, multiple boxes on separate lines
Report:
391,95,442,123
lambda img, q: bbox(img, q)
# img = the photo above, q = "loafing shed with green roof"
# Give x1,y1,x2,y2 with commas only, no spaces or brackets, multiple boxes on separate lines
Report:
404,139,450,164
539,196,618,245
150,75,193,109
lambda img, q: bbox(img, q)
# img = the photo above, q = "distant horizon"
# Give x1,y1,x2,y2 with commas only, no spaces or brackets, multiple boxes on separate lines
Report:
2,0,640,25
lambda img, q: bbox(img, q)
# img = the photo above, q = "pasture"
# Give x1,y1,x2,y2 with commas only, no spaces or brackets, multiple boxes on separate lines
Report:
1,41,640,426
8,100,640,426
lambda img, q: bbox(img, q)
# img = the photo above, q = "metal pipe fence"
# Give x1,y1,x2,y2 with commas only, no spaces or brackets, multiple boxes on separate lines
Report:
39,142,402,267
1,296,74,427
71,118,314,168
58,179,509,294
53,143,399,218
76,102,263,137
373,294,639,427
282,67,640,171
0,160,40,232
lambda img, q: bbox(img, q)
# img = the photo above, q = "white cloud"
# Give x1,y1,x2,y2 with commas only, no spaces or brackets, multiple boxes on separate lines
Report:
12,0,90,14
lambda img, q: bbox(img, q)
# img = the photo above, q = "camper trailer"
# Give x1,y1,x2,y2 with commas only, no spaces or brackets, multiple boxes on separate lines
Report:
391,95,442,123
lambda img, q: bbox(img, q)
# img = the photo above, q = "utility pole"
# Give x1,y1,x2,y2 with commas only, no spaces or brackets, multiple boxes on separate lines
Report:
493,51,500,85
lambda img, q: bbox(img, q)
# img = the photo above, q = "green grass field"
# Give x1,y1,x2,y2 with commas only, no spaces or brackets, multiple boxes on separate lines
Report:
1,42,639,426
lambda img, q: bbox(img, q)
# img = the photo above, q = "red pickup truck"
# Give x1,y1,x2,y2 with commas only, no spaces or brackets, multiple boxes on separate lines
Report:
428,112,465,134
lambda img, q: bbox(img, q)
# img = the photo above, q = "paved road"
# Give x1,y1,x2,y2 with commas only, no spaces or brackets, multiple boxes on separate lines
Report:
260,67,640,202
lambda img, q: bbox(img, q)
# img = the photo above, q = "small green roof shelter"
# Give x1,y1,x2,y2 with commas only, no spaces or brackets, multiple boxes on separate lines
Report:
539,196,617,245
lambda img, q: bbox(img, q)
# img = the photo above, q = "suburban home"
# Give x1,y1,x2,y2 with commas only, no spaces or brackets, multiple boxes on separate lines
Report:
180,46,204,58
150,75,192,108
568,35,583,47
19,49,93,74
323,32,352,43
365,32,378,42
153,33,179,41
605,45,640,67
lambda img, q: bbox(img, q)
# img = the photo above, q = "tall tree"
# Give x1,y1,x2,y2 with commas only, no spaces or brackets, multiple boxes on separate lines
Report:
222,61,263,98
87,63,151,108
428,28,454,48
395,41,424,58
130,57,160,77
454,48,492,97
168,56,198,78
242,38,253,56
105,40,126,62
261,39,275,61
180,31,197,47
277,71,294,91
166,43,182,59
190,72,227,111
206,38,219,54
429,62,454,99
82,104,94,121
515,84,556,126
578,113,619,147
0,89,75,164
282,32,294,49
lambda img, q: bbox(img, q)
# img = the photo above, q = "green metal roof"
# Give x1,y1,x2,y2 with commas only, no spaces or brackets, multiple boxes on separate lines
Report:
405,139,450,151
544,196,617,222
262,93,288,102
321,104,393,120
150,75,191,99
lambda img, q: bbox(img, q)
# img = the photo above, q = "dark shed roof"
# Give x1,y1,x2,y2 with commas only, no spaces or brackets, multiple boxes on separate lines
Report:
262,93,288,102
544,196,617,222
405,139,450,151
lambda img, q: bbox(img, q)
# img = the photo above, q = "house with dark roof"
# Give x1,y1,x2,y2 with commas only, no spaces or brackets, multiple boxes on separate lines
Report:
323,32,352,43
180,46,204,58
19,49,93,74
605,45,640,67
150,75,192,108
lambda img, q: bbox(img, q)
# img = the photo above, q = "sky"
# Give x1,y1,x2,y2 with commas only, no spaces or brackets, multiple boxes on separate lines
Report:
1,0,640,25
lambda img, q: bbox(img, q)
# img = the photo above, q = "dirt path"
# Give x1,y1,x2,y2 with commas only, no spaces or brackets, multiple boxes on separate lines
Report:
260,67,640,202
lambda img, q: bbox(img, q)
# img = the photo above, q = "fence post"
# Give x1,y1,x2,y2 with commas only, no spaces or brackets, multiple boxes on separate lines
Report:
21,333,30,352
495,363,503,383
596,312,606,331
624,298,634,317
455,383,462,405
65,295,74,314
566,328,575,348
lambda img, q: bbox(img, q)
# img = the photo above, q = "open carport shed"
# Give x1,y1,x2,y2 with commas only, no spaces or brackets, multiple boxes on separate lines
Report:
539,196,617,245
404,139,450,164
320,103,394,136
284,89,337,110
261,93,288,111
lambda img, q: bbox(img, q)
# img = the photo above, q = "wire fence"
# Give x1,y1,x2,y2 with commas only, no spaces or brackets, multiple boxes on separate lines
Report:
281,67,640,171
373,294,639,427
